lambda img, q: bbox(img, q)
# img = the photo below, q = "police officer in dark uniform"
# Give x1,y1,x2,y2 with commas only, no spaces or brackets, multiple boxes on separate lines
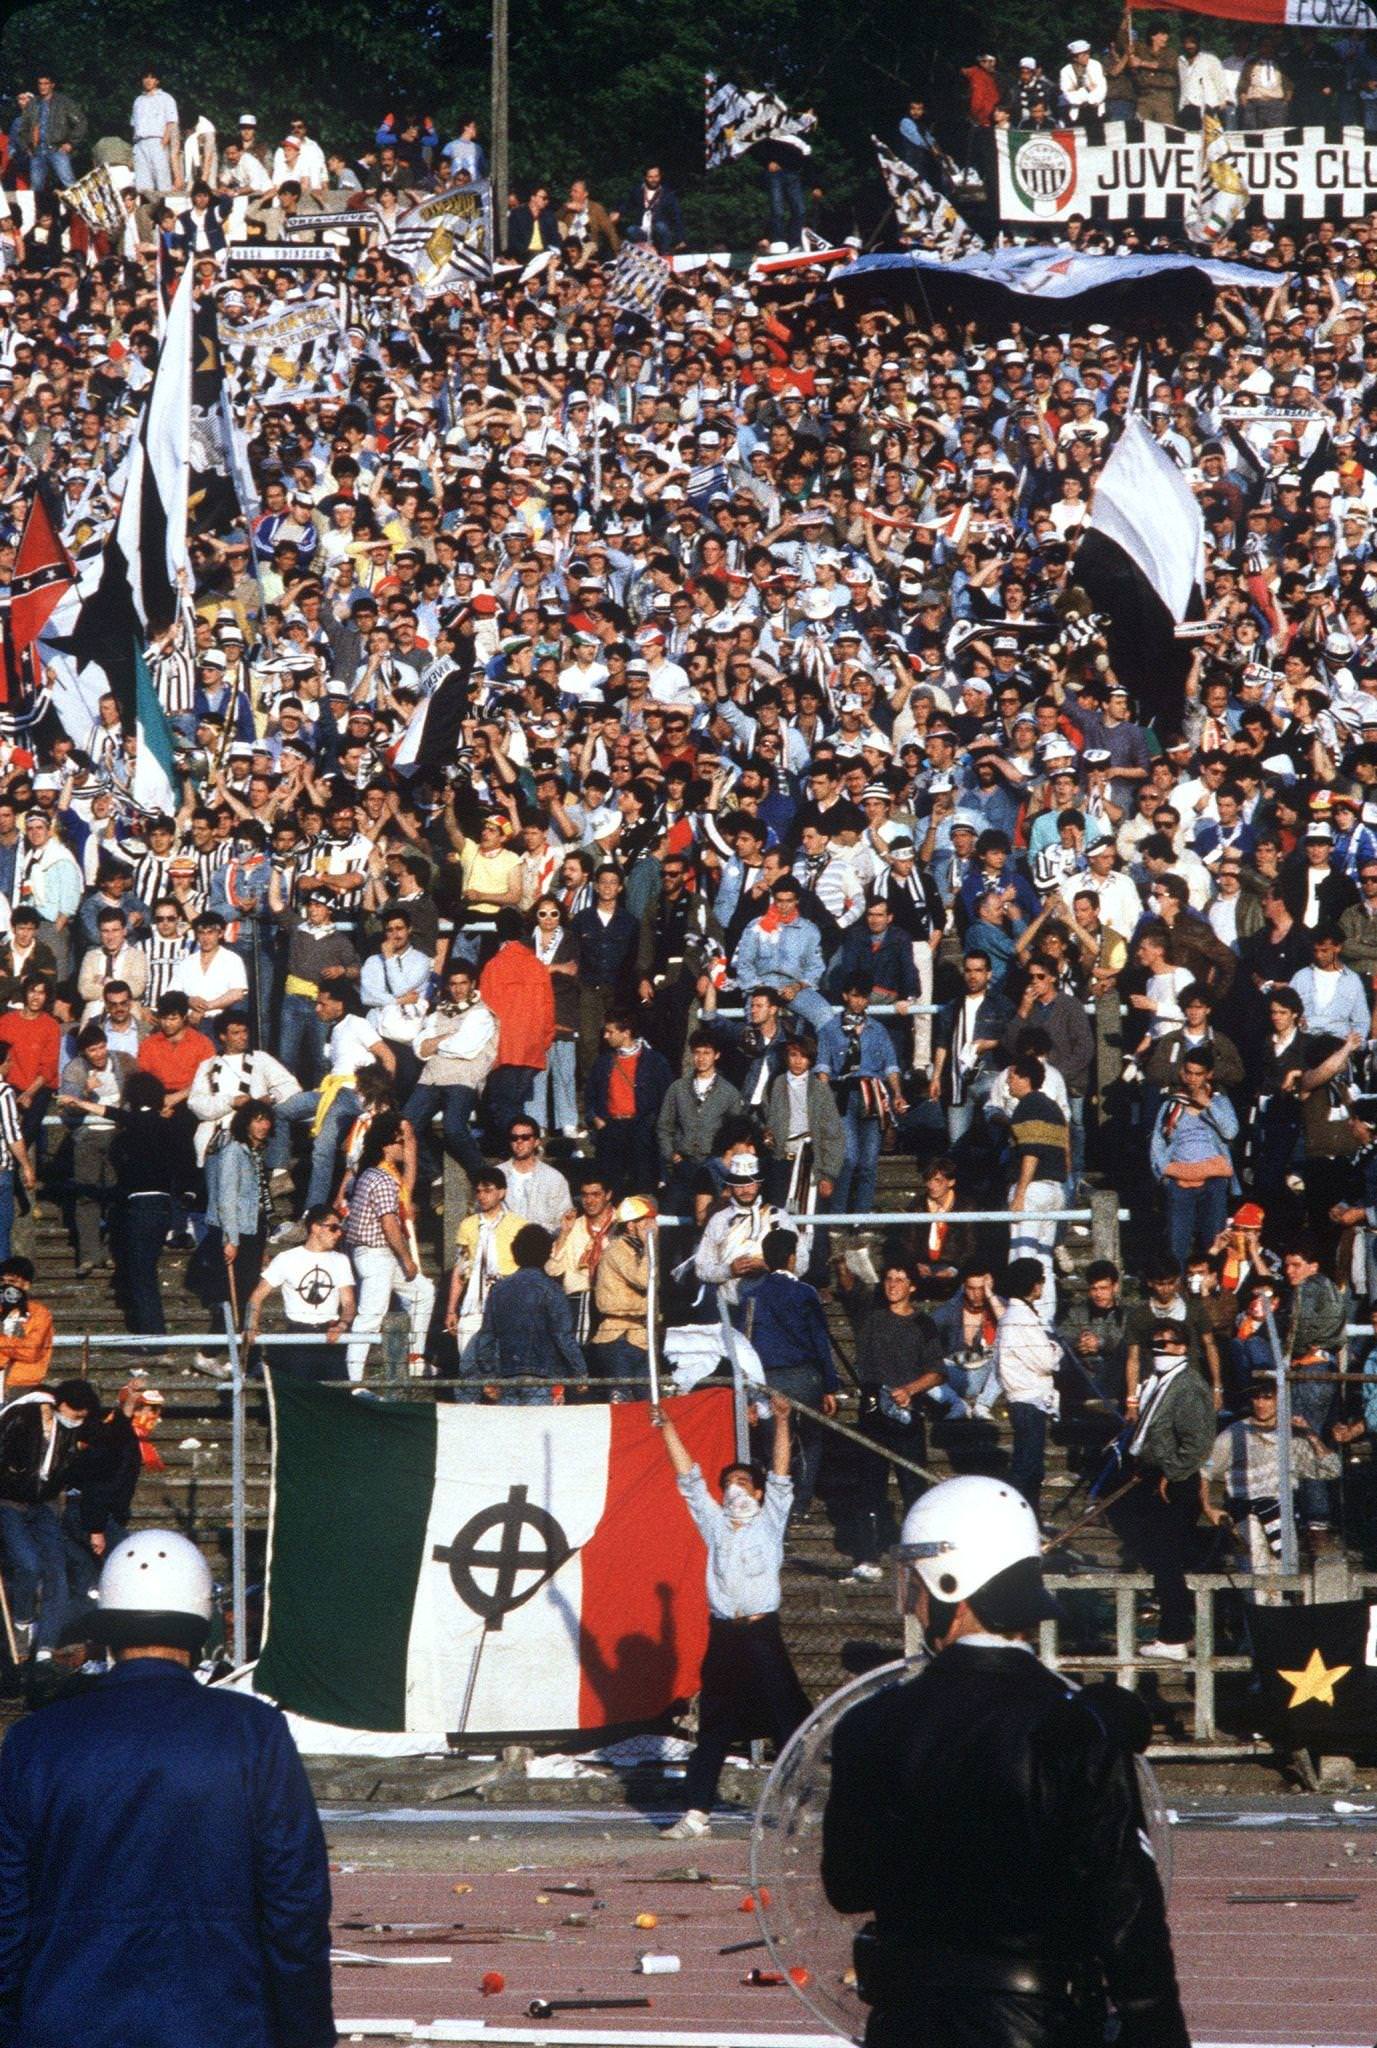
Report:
821,1475,1190,2048
0,1528,335,2048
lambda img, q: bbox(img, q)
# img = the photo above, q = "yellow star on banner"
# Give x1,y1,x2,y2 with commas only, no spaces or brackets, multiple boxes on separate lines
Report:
1278,1648,1351,1709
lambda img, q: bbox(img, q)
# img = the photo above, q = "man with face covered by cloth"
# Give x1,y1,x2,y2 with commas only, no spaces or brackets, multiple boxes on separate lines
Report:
822,1475,1189,2048
654,1392,810,1841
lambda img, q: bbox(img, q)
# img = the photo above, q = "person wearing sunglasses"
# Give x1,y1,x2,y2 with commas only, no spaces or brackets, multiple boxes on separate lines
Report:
243,1204,355,1383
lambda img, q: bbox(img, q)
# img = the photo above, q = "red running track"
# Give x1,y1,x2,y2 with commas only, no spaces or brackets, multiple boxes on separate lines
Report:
326,1827,1377,2043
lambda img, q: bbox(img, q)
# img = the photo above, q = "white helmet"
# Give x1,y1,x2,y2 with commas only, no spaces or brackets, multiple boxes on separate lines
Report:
95,1529,215,1652
897,1475,1042,1605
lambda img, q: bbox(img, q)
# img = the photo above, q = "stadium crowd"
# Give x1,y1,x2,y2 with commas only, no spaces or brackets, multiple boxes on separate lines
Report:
0,50,1374,1659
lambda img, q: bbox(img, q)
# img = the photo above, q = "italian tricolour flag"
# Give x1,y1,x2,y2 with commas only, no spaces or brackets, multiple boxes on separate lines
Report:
255,1381,734,1736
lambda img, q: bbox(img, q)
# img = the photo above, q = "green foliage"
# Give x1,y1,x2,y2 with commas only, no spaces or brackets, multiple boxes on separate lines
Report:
0,0,1125,244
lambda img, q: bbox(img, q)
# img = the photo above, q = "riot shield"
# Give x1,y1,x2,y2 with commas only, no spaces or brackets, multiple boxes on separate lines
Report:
750,1656,917,2042
750,1655,1172,2041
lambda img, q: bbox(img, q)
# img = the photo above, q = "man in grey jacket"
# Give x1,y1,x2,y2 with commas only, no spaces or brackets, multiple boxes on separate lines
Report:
18,75,86,193
1109,1318,1217,1661
763,1031,845,1207
657,1031,742,1216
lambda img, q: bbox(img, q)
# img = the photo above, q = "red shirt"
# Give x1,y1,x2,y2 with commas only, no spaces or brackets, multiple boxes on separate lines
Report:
137,1026,215,1094
607,1048,640,1120
0,1012,60,1092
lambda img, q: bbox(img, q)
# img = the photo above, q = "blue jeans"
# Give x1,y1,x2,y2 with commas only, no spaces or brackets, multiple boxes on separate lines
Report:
585,1333,649,1401
0,1501,67,1645
766,167,805,244
1162,1175,1230,1268
834,1098,882,1216
526,1039,577,1131
1008,1402,1049,1519
279,1087,361,1210
761,1362,826,1514
785,988,834,1036
28,147,77,194
1292,1358,1336,1527
117,1192,170,1337
277,993,326,1089
0,1170,14,1264
486,1066,538,1149
1067,1092,1086,1185
401,1080,484,1182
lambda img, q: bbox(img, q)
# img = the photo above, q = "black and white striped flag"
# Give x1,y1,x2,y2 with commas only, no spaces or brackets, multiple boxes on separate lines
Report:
1075,415,1204,731
605,243,670,320
705,76,815,170
60,163,126,238
53,263,192,728
873,137,983,256
389,185,493,300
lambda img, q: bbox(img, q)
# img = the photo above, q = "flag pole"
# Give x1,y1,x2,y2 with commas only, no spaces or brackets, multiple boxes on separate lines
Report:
457,1621,492,1734
645,1223,660,1408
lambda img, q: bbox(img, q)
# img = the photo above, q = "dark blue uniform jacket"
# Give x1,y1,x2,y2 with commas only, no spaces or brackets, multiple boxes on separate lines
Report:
0,1658,335,2047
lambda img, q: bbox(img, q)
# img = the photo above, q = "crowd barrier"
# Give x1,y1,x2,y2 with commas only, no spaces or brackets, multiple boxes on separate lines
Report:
1036,1568,1377,1753
44,1193,1129,1664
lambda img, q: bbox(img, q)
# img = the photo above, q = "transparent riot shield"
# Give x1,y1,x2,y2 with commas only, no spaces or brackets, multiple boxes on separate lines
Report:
750,1657,916,2041
751,1655,1172,2041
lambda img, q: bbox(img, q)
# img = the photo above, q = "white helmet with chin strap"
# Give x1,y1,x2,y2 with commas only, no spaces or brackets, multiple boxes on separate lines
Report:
897,1474,1043,1606
95,1529,215,1653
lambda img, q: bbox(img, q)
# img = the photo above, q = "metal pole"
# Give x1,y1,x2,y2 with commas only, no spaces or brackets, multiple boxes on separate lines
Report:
224,1304,248,1667
1264,1301,1299,1579
490,0,509,254
645,1225,660,1408
717,1304,751,1461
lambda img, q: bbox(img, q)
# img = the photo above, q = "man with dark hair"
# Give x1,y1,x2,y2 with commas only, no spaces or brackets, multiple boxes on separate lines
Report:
1004,1054,1069,1321
479,906,556,1144
994,1256,1062,1515
586,1007,672,1195
654,1393,809,1839
740,1228,837,1515
1108,1317,1216,1661
0,1376,97,1661
656,1029,742,1216
817,975,907,1217
0,1256,53,1397
244,1206,356,1382
475,1221,586,1399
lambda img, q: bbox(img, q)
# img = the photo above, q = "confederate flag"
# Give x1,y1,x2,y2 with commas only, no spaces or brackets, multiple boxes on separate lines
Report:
8,481,74,654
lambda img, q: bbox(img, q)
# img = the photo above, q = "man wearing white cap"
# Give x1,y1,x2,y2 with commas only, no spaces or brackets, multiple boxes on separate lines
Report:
1059,40,1107,123
693,1152,788,1308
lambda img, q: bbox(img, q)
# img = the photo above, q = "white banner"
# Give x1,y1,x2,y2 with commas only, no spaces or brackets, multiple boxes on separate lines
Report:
998,118,1377,225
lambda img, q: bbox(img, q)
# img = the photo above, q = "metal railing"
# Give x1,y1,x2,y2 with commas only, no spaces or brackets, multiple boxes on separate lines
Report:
1039,1567,1377,1751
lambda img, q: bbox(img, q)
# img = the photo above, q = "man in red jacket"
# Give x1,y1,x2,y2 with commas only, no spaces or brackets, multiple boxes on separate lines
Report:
0,976,60,1167
961,53,1004,129
479,909,555,1150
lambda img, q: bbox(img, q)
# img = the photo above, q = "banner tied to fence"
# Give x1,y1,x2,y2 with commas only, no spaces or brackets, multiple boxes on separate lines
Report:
998,118,1377,225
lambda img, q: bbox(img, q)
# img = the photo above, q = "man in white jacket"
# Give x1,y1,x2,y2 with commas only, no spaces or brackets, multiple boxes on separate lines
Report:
994,1256,1062,1521
1059,41,1107,122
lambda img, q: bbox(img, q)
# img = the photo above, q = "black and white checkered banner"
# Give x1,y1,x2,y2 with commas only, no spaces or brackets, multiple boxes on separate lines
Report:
873,135,983,255
220,299,350,409
998,119,1377,226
